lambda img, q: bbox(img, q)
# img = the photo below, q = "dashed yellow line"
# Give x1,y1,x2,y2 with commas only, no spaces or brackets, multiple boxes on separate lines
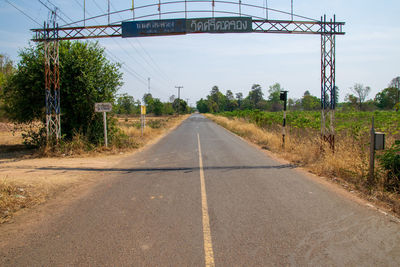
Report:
197,133,215,267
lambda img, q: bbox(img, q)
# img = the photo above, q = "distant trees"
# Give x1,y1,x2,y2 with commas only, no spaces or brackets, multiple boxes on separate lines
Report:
375,87,399,110
196,77,400,113
197,83,286,113
349,83,371,110
301,91,320,110
113,92,189,116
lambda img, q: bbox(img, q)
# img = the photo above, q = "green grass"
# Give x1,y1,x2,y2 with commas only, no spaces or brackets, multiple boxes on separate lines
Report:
220,110,400,138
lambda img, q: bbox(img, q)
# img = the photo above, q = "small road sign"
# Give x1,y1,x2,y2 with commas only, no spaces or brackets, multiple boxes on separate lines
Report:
141,105,146,115
95,103,112,113
94,103,112,147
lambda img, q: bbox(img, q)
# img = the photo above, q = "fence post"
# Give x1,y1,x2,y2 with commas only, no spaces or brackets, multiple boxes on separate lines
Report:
368,116,375,185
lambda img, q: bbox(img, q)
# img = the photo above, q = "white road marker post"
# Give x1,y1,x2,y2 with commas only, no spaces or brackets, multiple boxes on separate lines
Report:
141,105,146,137
103,111,108,147
95,103,112,147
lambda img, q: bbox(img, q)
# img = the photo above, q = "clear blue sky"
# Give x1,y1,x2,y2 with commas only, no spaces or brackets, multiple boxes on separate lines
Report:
1,0,399,106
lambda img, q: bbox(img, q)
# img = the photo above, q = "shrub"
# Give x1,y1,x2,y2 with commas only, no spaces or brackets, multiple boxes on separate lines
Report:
379,140,400,192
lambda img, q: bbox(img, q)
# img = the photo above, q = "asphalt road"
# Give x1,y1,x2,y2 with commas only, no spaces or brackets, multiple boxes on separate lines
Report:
1,114,400,266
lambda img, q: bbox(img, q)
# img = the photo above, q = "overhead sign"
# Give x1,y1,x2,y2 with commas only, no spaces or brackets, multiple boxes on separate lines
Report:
186,17,252,33
95,103,112,112
122,17,252,37
122,19,186,37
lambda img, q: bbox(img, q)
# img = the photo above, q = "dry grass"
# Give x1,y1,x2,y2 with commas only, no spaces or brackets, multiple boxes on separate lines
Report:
118,115,189,148
0,122,23,146
207,114,400,214
0,178,47,224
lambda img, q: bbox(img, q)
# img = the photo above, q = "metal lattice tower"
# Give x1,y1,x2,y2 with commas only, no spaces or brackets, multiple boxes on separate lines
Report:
44,20,61,142
321,15,337,150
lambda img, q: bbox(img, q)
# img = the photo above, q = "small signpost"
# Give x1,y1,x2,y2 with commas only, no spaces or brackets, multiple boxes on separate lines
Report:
369,117,386,184
95,103,112,147
141,105,146,137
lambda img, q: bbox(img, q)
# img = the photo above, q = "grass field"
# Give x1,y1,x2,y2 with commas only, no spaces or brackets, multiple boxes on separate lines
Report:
207,110,400,214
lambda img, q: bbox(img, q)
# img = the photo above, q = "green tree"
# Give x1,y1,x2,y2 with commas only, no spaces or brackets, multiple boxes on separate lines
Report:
173,98,188,114
2,41,122,144
196,98,209,113
375,87,399,110
344,94,358,110
236,92,243,109
225,90,237,111
268,83,283,111
209,86,226,112
162,102,174,115
0,54,14,118
301,91,320,110
115,93,136,114
143,93,154,113
248,84,264,109
152,98,163,116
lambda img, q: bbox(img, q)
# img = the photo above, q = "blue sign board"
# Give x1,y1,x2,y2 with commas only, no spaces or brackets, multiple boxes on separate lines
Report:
122,19,186,37
122,17,253,38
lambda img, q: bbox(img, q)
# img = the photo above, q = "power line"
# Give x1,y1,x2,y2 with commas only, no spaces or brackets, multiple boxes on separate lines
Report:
36,0,69,25
108,1,175,86
4,0,42,26
91,0,175,91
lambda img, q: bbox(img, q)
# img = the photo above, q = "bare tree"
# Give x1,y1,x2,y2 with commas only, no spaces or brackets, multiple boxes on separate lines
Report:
350,83,371,110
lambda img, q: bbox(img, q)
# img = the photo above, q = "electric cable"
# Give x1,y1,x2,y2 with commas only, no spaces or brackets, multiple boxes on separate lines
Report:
4,0,42,26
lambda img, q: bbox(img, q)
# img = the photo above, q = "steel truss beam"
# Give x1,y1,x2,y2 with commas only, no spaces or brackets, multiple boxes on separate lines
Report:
33,25,122,42
32,20,344,41
252,20,344,35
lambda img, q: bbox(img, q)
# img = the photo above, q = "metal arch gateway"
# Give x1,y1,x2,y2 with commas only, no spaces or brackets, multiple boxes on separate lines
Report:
31,0,345,149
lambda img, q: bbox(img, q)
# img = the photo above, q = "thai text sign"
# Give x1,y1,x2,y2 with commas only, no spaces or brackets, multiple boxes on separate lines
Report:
186,17,252,33
122,19,186,37
122,17,252,37
141,105,146,115
95,103,112,112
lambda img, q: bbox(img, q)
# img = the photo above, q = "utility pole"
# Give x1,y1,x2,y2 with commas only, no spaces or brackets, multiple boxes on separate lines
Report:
148,77,151,94
175,86,183,114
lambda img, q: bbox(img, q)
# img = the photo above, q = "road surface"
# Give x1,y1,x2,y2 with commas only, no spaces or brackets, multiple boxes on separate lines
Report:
1,114,400,266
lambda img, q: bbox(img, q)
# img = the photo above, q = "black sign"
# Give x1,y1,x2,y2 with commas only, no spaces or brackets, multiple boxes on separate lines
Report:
122,17,253,38
122,19,186,37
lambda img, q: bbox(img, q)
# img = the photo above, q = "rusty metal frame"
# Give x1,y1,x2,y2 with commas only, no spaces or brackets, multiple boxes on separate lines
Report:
33,24,121,41
32,2,345,145
320,15,338,150
43,22,61,143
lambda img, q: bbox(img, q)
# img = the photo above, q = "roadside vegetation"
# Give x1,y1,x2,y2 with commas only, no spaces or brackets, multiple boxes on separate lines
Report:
0,41,191,222
199,82,400,214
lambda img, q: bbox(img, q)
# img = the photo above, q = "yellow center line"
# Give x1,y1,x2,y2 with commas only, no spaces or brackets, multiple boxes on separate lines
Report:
197,133,215,267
